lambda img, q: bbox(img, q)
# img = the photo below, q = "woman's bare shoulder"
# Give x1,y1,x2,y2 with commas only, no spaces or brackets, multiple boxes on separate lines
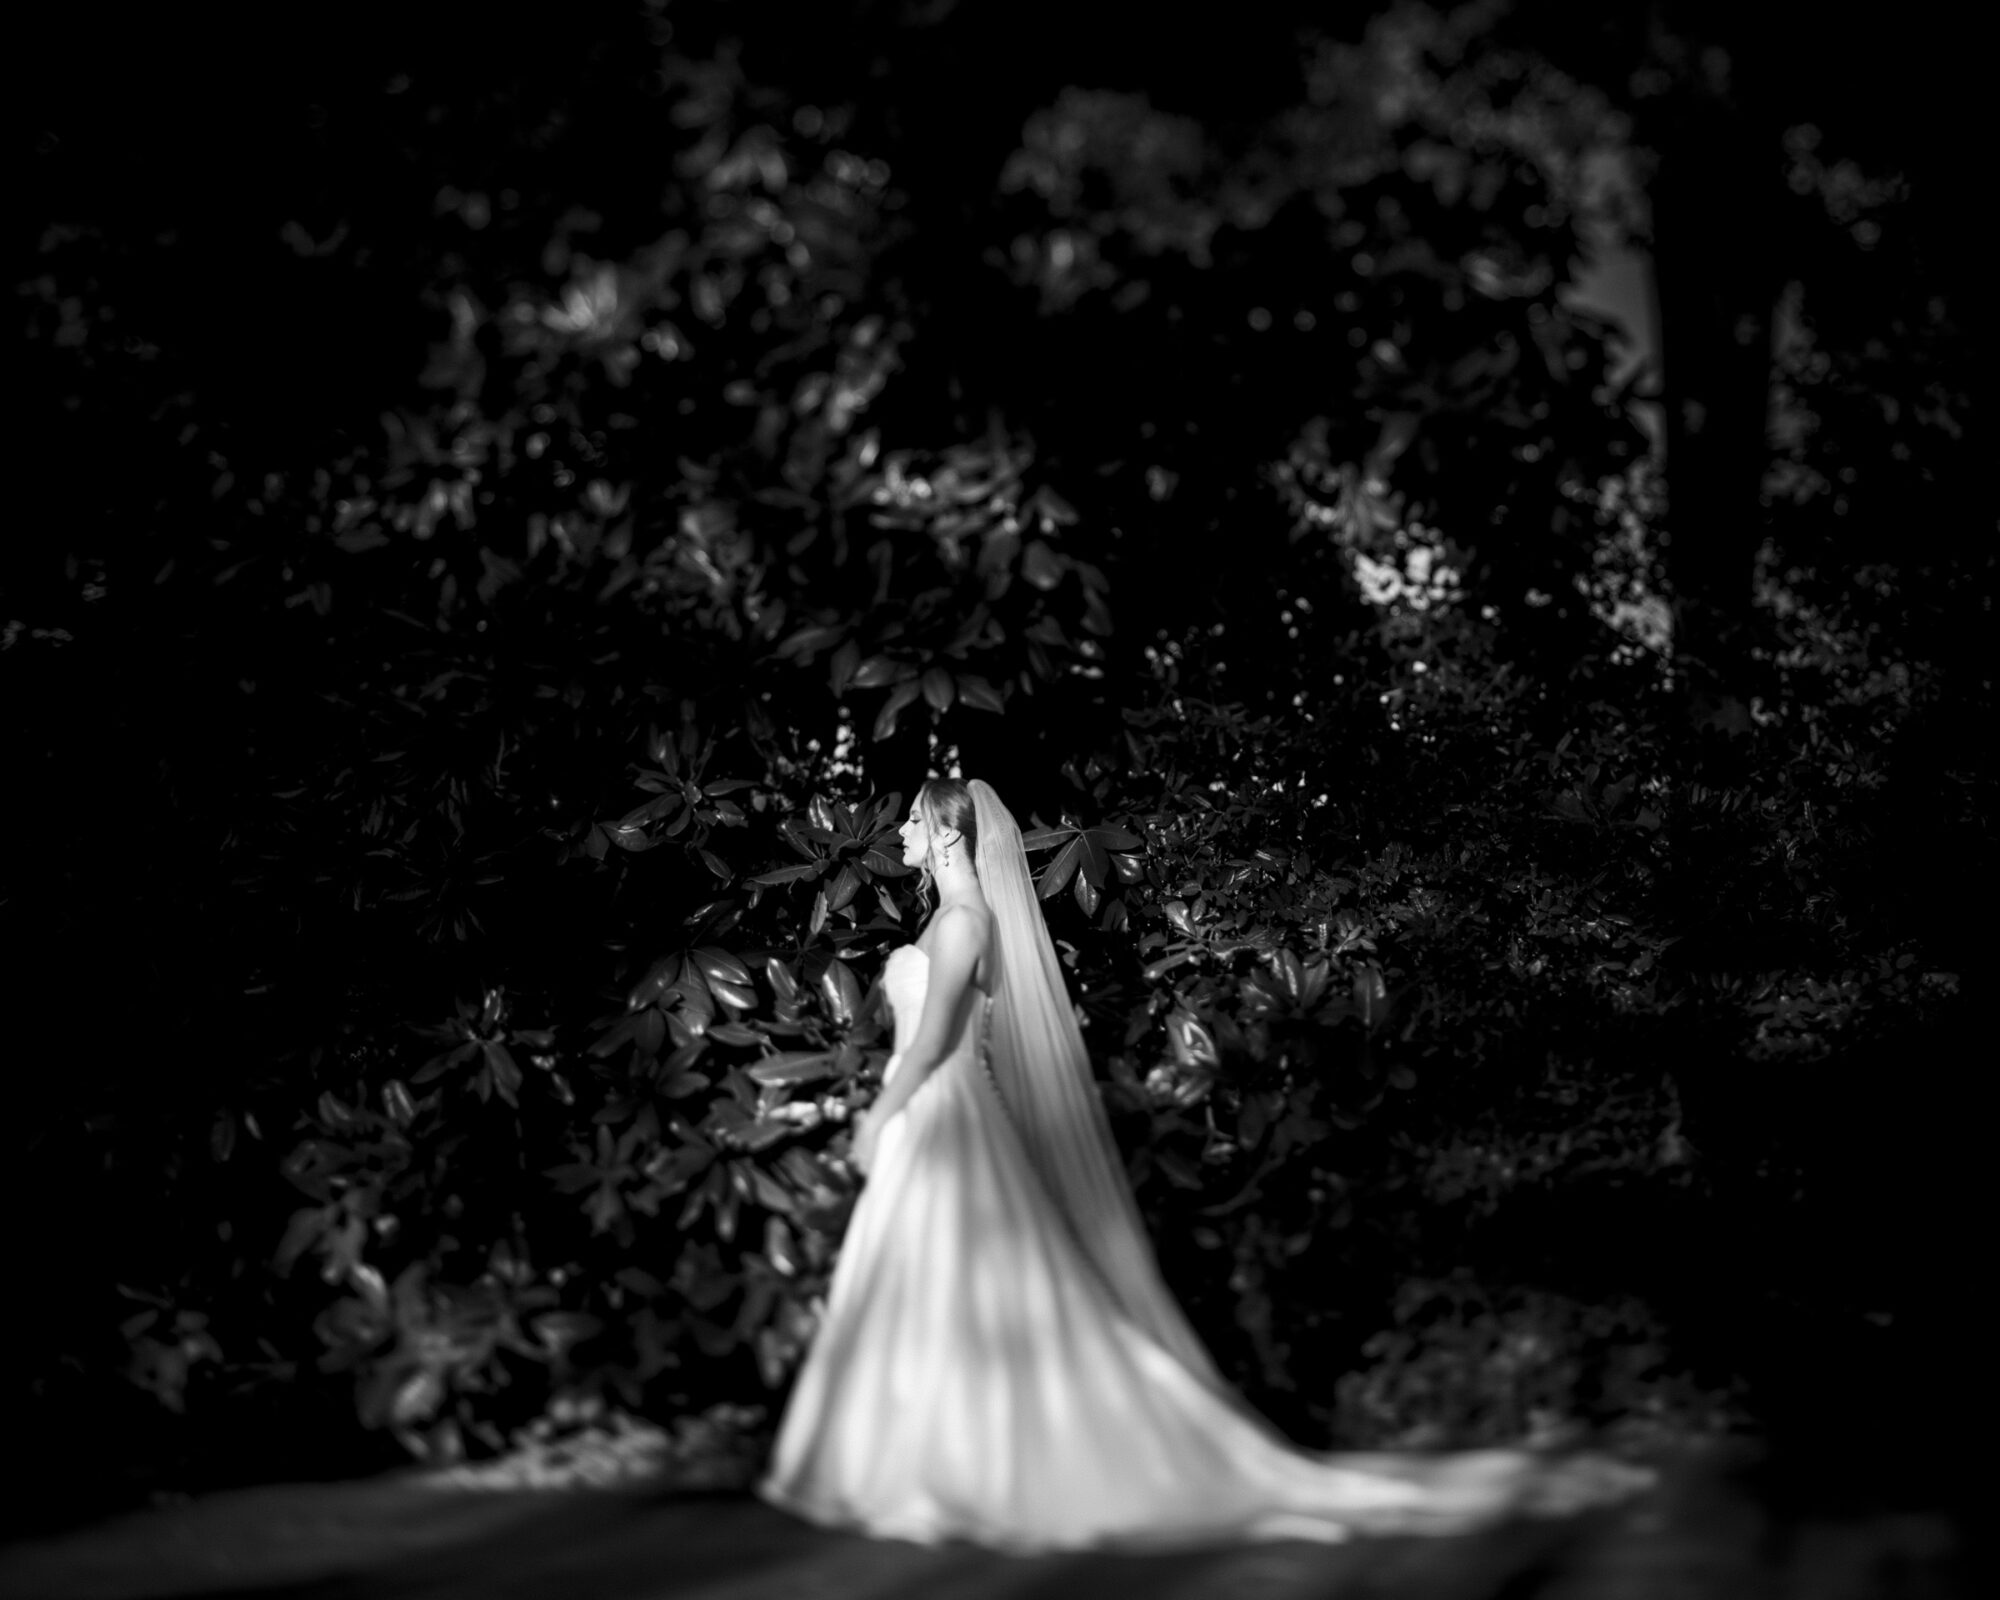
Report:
924,899,995,954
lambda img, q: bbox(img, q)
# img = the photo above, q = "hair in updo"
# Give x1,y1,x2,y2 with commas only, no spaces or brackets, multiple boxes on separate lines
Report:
915,778,978,900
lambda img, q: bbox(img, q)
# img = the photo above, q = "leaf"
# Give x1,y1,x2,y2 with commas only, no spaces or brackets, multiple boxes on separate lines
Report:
691,947,754,989
589,1014,643,1059
661,1057,711,1094
382,1080,416,1125
648,727,680,776
620,795,675,834
1077,833,1110,887
633,1009,667,1058
699,847,731,880
750,862,821,886
413,1041,478,1082
747,1165,794,1213
1028,485,1079,526
819,959,863,1026
850,655,905,689
1073,870,1101,917
482,1041,523,1101
775,624,843,662
855,791,897,835
920,666,955,712
1296,960,1330,1010
1037,837,1082,899
766,958,801,1008
872,680,921,742
1240,973,1282,1013
1020,827,1071,852
828,639,861,696
1091,826,1143,851
747,1051,838,1086
825,865,862,914
1021,540,1064,591
1239,1092,1273,1148
955,674,1006,714
777,822,818,862
1168,1011,1217,1069
275,1206,329,1274
1352,963,1388,1027
628,955,682,1009
532,1311,605,1356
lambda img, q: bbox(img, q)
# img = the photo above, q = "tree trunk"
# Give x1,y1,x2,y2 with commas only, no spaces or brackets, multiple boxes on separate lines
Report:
1638,27,1785,701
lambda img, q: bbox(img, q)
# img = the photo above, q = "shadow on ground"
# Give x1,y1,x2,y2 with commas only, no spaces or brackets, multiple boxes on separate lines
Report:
0,1444,1972,1600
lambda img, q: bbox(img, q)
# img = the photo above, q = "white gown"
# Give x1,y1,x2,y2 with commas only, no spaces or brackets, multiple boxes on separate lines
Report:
758,945,1647,1550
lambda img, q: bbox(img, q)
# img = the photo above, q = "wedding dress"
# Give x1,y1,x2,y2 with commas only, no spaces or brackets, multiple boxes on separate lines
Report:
757,785,1649,1551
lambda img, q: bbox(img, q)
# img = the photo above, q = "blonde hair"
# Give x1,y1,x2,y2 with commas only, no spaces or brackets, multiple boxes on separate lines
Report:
914,778,977,901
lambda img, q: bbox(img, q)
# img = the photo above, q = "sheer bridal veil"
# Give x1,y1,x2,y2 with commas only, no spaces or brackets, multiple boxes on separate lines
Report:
967,779,1231,1392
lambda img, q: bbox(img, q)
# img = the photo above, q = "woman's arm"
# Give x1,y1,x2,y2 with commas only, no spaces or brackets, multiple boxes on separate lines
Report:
852,906,987,1170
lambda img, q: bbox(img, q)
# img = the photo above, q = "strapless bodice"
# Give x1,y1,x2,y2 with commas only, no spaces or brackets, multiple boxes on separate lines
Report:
882,944,991,1082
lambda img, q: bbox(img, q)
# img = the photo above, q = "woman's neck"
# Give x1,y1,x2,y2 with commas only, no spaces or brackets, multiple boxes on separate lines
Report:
931,864,981,912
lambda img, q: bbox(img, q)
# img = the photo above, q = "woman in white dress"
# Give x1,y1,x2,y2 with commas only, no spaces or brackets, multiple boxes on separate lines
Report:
757,778,1650,1550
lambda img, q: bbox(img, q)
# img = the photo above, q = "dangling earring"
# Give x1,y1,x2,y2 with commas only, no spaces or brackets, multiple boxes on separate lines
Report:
942,839,952,870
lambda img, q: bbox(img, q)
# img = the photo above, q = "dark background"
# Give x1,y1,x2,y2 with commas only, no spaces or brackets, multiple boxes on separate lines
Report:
4,0,1989,1538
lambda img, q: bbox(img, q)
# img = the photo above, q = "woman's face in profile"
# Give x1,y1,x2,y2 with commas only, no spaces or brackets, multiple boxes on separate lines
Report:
898,802,931,869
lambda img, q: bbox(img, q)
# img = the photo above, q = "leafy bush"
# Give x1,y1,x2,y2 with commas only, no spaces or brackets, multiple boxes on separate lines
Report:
1331,1274,1746,1450
256,575,1973,1467
10,1,1987,1509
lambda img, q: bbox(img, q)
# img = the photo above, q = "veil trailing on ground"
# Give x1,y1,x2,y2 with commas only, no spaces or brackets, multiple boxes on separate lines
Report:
967,779,1231,1392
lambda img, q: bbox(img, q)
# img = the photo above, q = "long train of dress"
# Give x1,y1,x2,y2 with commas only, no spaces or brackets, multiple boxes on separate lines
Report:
757,945,1649,1550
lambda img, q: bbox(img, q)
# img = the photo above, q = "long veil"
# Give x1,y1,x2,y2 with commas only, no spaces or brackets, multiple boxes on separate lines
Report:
968,779,1231,1392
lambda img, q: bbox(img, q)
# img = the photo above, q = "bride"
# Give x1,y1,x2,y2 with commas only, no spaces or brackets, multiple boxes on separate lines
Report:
757,778,1650,1550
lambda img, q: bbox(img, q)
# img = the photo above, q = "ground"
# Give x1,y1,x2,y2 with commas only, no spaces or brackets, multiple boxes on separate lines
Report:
0,1445,1968,1600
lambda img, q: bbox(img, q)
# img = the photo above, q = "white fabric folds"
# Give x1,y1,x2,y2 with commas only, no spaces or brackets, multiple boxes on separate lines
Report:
966,778,1231,1392
756,787,1652,1550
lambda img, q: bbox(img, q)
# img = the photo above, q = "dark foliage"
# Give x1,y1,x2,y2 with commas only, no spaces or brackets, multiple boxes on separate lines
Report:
4,0,1987,1523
